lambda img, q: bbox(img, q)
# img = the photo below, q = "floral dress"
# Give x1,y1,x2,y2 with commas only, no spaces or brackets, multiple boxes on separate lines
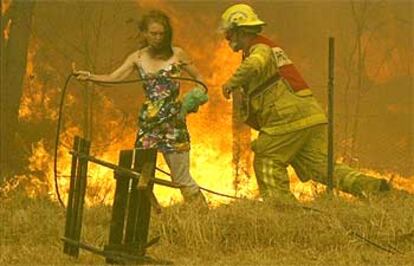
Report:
135,62,191,153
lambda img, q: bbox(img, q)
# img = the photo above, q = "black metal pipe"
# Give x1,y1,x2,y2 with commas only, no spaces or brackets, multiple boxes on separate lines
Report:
69,150,182,189
63,136,80,255
71,138,90,257
327,37,335,192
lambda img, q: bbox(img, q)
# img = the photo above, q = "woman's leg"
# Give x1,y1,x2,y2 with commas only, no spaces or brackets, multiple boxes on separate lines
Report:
162,151,206,203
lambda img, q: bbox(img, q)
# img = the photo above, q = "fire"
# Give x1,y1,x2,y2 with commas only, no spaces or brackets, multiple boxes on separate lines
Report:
3,19,11,41
2,0,11,41
361,25,413,85
155,39,249,206
11,140,69,199
12,31,138,205
7,1,413,208
132,0,257,205
18,38,59,121
1,0,11,15
11,0,254,206
360,169,414,194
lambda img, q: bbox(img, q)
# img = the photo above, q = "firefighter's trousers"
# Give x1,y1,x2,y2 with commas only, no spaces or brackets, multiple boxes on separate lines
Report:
252,124,389,201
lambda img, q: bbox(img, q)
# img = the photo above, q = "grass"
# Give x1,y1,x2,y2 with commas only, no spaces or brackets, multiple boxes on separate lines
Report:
1,189,414,265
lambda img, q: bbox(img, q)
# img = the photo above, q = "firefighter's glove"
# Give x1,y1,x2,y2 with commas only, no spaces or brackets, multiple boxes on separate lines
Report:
179,87,208,120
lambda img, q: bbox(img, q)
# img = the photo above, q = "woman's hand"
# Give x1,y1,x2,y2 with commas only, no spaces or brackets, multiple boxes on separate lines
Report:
72,62,92,81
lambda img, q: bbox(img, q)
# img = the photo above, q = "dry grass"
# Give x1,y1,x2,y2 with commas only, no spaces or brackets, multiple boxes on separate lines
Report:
1,190,414,265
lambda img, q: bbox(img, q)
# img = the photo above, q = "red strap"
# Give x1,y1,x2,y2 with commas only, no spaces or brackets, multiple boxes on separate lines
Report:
243,35,277,58
243,35,309,91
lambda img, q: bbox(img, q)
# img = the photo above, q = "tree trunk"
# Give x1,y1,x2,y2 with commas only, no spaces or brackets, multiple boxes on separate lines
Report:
0,1,35,182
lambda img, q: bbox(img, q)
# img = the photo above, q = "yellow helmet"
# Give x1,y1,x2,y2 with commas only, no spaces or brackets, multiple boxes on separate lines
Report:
220,4,265,31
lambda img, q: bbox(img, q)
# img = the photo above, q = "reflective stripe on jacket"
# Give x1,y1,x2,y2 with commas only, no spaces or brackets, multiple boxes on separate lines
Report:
226,41,327,135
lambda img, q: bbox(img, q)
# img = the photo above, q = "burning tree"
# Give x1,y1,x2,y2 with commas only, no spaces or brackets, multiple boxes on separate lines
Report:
1,1,412,204
1,0,35,182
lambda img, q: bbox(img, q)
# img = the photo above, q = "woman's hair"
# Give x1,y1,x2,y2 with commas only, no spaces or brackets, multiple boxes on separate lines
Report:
138,10,173,55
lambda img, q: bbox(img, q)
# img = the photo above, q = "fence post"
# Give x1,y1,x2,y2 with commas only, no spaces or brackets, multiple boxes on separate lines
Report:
124,149,156,253
63,136,90,257
105,148,157,262
327,37,335,193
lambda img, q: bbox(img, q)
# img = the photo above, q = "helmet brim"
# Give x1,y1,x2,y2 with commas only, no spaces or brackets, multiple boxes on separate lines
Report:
217,21,266,34
238,20,266,27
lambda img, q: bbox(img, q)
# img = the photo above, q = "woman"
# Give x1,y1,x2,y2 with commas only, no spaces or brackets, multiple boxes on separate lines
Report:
73,10,208,204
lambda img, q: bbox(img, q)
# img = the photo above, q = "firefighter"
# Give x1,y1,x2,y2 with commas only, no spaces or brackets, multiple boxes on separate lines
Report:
220,3,390,202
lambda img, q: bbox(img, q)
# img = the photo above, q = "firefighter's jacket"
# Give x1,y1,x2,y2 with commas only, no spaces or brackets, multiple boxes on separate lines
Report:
226,36,327,135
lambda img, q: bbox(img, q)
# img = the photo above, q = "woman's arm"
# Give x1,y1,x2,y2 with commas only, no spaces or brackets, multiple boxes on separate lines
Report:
176,47,207,93
73,52,137,82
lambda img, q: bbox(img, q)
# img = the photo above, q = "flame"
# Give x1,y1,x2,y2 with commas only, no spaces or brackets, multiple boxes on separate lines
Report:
12,0,254,206
2,0,12,41
18,38,58,121
1,0,11,15
361,22,413,85
131,0,253,205
10,140,67,199
3,19,11,41
8,0,413,208
154,40,248,206
13,32,138,205
359,169,414,194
